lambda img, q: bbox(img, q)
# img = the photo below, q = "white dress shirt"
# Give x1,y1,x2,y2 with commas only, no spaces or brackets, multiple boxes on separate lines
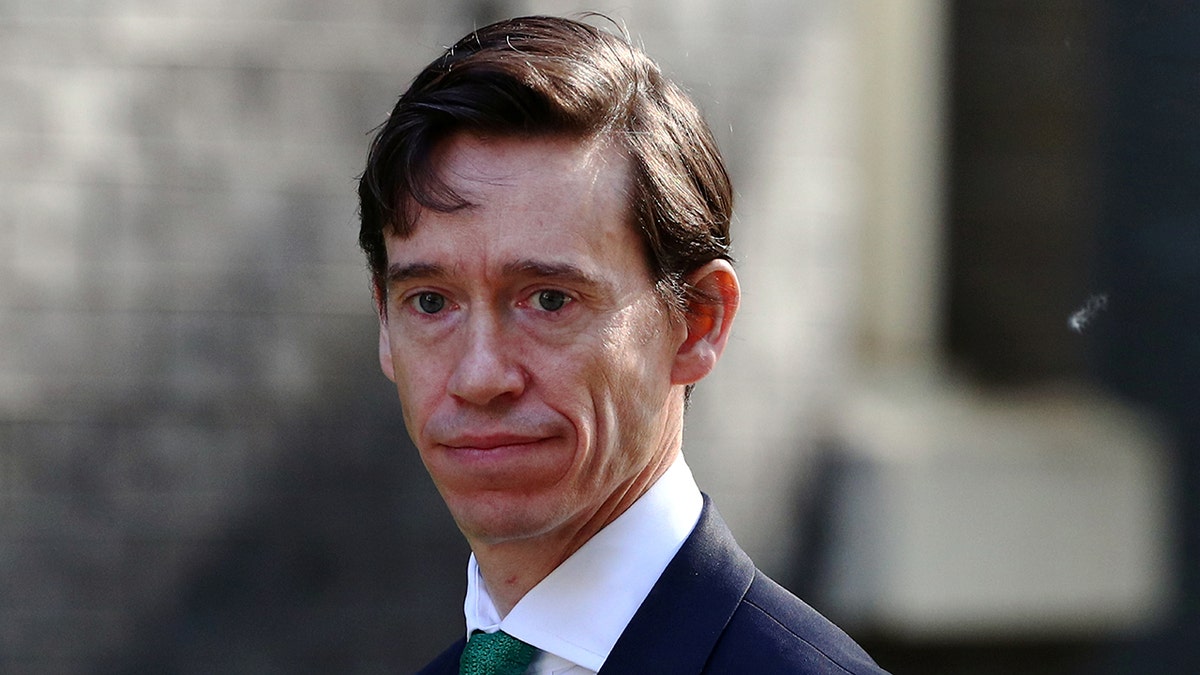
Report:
462,456,704,674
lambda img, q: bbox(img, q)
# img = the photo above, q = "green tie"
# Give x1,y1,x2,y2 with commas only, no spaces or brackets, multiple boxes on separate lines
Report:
459,630,537,675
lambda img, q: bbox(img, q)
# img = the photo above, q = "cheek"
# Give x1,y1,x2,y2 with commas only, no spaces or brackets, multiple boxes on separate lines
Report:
609,304,678,395
585,316,676,445
389,348,450,436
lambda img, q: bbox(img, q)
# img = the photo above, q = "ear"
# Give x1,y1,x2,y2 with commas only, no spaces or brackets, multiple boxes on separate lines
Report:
378,315,397,383
671,260,740,385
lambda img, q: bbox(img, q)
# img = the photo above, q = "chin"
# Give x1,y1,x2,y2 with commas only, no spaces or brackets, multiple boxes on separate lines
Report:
446,491,574,546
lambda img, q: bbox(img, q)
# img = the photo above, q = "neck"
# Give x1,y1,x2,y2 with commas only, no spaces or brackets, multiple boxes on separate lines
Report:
473,448,681,617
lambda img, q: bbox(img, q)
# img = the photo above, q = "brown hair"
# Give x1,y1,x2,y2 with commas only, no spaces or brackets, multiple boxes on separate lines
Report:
358,15,733,314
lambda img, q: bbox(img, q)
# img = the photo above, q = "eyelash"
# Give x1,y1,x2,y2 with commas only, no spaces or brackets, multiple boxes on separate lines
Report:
527,289,572,312
409,291,448,315
401,289,575,316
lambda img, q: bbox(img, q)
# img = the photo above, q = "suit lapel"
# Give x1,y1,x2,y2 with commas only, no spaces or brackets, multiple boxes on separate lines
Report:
599,495,754,674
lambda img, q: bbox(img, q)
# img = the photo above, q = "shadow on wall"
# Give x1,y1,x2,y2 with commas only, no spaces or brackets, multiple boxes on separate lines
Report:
0,3,507,671
99,359,470,673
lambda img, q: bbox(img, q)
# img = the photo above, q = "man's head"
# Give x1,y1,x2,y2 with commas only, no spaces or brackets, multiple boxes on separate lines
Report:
359,16,739,559
359,14,733,317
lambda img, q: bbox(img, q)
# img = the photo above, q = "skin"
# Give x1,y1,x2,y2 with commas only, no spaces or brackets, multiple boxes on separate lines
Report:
378,132,739,615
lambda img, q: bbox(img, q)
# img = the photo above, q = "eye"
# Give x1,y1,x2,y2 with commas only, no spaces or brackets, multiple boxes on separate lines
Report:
412,292,447,314
532,289,570,312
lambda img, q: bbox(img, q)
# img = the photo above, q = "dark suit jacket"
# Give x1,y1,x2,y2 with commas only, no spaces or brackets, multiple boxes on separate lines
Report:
418,496,889,674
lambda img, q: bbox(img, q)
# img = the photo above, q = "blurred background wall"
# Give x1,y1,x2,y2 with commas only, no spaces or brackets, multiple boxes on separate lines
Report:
1,0,1196,673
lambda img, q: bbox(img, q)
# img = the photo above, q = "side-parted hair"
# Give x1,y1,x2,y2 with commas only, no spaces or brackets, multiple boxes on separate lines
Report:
358,14,733,315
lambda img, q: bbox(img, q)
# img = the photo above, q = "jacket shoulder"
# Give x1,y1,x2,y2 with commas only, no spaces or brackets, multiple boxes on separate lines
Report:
603,496,887,674
704,571,888,674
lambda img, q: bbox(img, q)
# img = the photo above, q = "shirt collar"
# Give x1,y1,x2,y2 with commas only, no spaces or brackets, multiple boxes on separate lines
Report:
463,455,703,672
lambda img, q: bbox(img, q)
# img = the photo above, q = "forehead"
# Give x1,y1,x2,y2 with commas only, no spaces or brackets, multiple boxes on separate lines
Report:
386,133,645,275
429,132,631,216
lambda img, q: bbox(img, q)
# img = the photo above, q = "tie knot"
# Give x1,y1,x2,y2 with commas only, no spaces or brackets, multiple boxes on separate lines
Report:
459,630,537,675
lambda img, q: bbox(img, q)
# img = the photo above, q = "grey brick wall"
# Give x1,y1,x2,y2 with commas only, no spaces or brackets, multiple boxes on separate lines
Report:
1,1,860,671
1,3,490,670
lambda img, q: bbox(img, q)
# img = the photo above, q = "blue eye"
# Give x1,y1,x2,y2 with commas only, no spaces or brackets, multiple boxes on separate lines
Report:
534,290,570,312
414,292,446,314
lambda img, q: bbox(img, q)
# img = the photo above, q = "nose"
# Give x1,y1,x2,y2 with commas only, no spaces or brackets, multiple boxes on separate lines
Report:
446,314,527,406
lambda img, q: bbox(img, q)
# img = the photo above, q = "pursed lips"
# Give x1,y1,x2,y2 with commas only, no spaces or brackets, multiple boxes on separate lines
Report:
440,433,550,451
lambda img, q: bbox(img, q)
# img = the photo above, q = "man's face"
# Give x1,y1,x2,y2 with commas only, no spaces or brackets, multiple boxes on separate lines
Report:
378,133,689,548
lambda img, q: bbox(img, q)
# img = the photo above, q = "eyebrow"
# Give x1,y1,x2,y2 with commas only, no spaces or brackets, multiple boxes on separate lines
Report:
385,259,610,293
386,261,447,285
501,260,607,291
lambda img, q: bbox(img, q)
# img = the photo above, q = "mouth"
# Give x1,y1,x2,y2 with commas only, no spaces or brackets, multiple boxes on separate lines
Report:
440,433,550,452
425,426,568,489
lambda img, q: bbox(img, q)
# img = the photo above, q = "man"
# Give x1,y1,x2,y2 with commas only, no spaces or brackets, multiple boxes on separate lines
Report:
358,15,888,674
